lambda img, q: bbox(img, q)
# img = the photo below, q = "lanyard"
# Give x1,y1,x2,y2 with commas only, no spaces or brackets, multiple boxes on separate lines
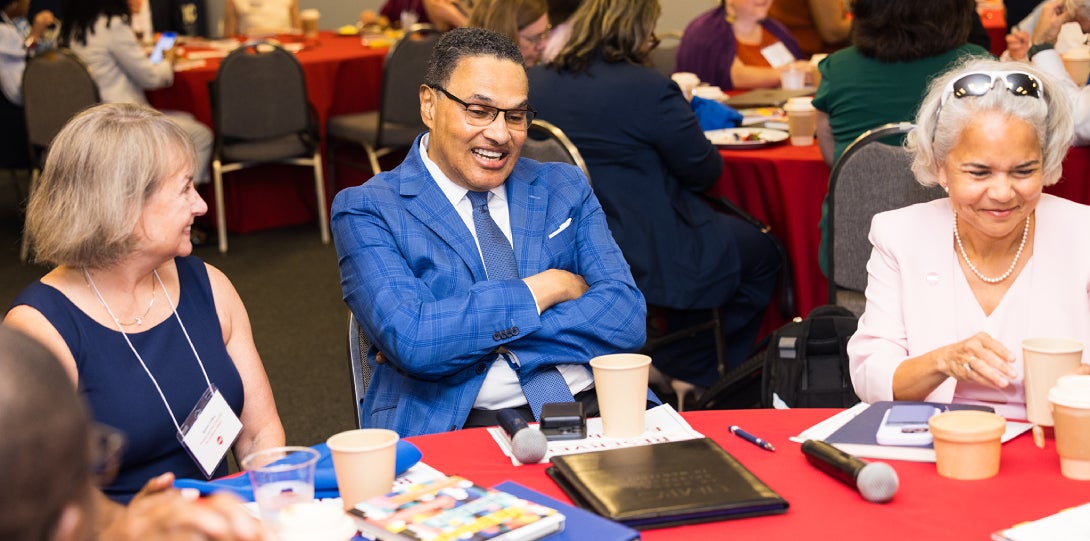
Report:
84,268,213,432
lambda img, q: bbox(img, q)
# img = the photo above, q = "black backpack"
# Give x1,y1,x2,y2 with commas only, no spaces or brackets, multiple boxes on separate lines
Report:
696,305,861,410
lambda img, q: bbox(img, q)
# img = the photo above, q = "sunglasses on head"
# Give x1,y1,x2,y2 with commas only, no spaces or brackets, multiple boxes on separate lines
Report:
932,71,1043,141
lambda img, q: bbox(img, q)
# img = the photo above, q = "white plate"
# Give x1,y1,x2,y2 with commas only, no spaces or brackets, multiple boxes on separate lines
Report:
705,127,789,149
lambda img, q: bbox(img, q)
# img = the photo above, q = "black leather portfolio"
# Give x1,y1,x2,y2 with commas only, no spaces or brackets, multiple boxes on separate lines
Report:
546,438,788,529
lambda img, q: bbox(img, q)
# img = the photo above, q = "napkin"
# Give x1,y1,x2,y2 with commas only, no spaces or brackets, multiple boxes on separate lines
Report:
691,96,743,130
172,440,422,501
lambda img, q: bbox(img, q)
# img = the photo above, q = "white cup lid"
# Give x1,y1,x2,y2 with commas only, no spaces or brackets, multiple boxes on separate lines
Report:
1049,374,1090,408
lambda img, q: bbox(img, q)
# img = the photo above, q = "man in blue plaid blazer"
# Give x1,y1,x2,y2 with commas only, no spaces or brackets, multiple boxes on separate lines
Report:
331,28,647,437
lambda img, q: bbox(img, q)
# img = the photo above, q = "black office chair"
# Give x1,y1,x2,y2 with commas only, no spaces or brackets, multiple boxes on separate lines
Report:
209,41,330,253
327,24,440,180
521,119,592,182
347,312,373,429
21,48,100,261
826,122,946,316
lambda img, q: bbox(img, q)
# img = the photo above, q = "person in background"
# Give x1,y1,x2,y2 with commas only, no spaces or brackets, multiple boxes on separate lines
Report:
675,0,808,90
767,0,851,57
223,0,299,36
1004,0,1089,60
0,0,54,105
529,0,781,401
332,27,649,436
813,0,990,275
849,58,1090,419
59,0,213,186
469,0,549,67
1008,0,1090,145
4,103,285,503
380,0,469,32
0,325,272,541
541,0,580,64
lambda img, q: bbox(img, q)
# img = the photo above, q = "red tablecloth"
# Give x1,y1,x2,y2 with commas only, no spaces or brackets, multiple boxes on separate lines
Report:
407,409,1089,540
711,143,831,322
148,32,387,234
711,143,1090,327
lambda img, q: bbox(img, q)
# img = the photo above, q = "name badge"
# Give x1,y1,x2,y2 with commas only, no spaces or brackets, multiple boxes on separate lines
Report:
761,42,795,69
177,386,242,479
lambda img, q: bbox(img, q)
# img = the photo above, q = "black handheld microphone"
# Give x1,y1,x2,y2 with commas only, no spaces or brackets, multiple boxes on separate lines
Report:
497,409,547,464
801,439,899,503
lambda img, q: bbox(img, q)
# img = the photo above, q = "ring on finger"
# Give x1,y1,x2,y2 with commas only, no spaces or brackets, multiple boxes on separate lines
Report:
963,361,973,373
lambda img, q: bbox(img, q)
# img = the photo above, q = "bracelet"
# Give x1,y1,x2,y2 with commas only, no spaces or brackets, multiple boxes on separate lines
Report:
1028,42,1055,60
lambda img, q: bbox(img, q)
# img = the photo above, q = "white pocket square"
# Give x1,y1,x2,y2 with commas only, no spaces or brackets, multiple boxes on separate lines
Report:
548,217,573,239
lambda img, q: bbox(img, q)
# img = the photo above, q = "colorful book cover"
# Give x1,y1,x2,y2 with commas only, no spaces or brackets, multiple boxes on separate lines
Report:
351,475,564,541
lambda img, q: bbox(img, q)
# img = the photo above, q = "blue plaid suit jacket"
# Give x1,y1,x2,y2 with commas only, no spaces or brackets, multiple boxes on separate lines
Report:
331,134,646,436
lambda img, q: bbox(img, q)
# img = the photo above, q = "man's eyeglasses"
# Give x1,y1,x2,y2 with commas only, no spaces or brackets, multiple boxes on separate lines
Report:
519,25,551,45
430,85,536,130
932,71,1042,141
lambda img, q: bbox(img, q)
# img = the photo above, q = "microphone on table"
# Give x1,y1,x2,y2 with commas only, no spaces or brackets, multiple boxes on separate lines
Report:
801,439,899,503
497,409,548,464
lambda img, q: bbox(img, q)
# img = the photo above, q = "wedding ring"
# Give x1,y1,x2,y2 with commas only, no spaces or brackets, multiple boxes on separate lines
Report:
963,361,973,373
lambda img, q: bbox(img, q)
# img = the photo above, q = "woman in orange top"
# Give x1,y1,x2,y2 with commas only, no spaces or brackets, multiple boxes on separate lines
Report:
767,0,851,57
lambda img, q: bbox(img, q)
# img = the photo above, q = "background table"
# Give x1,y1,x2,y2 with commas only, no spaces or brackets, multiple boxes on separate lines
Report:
710,142,1090,326
407,409,1089,540
148,32,387,233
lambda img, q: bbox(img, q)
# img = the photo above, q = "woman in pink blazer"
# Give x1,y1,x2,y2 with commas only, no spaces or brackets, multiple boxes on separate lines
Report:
848,58,1090,419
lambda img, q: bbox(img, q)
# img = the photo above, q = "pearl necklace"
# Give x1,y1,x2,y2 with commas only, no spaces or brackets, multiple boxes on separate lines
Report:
953,213,1031,284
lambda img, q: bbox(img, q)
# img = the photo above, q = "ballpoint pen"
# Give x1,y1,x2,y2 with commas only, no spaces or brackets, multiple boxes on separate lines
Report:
729,425,776,452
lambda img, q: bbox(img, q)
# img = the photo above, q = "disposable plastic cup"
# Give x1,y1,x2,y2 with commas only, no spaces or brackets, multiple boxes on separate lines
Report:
1023,337,1083,427
326,428,398,510
590,353,651,438
929,410,1006,480
241,446,321,527
1049,375,1090,479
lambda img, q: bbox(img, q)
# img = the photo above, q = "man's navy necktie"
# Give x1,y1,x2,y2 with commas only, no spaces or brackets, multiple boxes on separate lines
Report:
467,190,574,420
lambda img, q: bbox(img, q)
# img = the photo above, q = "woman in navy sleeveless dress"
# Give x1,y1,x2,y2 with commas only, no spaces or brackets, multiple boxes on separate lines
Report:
5,103,284,505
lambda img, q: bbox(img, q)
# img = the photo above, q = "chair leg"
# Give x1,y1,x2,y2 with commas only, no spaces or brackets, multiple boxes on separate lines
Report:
711,306,728,377
312,151,330,245
212,160,228,253
365,144,382,176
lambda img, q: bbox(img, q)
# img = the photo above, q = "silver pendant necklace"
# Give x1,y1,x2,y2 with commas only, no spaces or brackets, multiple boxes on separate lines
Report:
953,213,1031,284
83,269,157,326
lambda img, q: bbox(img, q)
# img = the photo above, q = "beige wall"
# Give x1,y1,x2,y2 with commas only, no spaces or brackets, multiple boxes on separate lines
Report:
206,0,715,38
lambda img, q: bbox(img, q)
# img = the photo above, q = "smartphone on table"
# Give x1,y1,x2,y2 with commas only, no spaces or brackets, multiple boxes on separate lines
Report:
875,404,939,446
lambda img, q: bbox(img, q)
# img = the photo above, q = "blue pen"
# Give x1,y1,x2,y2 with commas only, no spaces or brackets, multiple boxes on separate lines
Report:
729,425,776,452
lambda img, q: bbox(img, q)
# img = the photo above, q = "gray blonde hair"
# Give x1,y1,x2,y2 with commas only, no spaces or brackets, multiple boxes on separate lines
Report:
26,103,198,268
907,57,1074,187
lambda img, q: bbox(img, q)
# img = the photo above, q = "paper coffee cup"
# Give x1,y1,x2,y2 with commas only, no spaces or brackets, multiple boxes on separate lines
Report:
301,9,320,38
928,410,1006,480
590,353,651,438
1062,47,1090,86
670,72,700,101
326,429,398,510
1023,337,1083,426
783,97,817,146
1049,375,1090,479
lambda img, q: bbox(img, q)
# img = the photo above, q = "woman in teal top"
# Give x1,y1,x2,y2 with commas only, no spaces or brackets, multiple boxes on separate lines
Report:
813,0,991,274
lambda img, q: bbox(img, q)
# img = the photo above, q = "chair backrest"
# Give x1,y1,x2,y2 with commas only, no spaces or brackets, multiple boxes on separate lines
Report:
347,312,372,429
21,49,99,165
522,119,592,183
827,122,946,314
649,31,682,78
376,25,441,143
211,42,311,142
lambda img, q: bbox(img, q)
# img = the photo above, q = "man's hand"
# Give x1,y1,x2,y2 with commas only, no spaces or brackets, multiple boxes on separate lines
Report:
100,473,269,541
523,269,590,312
29,10,55,40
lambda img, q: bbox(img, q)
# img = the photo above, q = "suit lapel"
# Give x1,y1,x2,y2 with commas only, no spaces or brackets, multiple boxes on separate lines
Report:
399,141,489,282
507,165,546,277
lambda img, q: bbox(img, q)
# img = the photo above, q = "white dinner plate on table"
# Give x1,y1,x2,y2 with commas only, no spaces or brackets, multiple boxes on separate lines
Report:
705,127,789,149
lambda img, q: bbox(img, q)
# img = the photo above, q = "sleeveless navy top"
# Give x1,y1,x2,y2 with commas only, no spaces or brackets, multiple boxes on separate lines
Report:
11,256,245,503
